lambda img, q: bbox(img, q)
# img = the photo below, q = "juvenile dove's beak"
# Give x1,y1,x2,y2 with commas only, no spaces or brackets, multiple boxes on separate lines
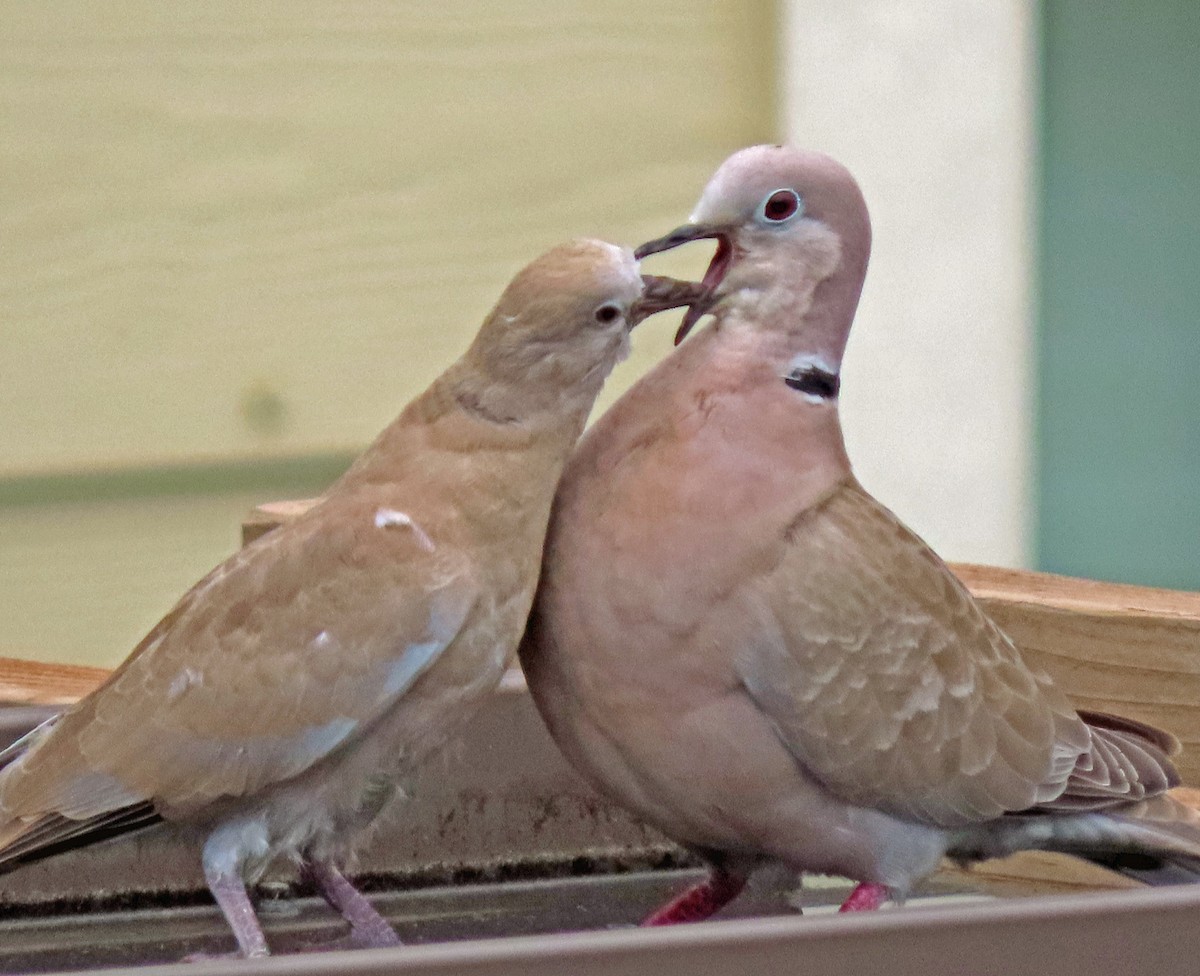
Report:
630,275,712,326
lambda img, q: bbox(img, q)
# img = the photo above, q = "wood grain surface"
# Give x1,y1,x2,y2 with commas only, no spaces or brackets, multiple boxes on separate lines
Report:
0,656,108,706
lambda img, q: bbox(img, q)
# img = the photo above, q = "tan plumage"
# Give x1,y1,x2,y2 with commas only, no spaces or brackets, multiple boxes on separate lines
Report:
520,148,1198,924
0,238,681,956
745,480,1175,825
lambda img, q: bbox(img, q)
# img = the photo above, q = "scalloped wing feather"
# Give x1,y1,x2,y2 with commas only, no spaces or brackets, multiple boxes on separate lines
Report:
0,490,477,827
739,480,1094,828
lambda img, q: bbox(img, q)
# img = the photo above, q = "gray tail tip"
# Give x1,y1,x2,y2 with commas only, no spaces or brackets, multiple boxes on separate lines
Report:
1085,851,1200,887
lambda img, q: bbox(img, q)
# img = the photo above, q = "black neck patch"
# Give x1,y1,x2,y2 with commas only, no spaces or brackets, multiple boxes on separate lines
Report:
784,365,840,399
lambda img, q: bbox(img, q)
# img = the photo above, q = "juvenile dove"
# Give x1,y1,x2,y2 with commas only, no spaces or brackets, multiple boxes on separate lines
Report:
520,147,1200,925
0,239,696,955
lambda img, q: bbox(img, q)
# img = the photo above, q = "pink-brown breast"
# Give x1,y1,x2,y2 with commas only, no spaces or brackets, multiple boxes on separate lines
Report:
521,325,852,845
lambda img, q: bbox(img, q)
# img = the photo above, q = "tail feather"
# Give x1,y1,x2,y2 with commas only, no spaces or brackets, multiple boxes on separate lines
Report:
1075,710,1182,757
1082,851,1200,887
1036,711,1180,813
0,804,162,875
0,716,162,877
1007,792,1200,887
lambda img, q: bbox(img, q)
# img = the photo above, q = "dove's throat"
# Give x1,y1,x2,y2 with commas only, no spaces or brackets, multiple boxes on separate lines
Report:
714,219,868,383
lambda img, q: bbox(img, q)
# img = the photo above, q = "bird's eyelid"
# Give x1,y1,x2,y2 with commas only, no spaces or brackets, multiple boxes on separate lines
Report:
757,187,804,224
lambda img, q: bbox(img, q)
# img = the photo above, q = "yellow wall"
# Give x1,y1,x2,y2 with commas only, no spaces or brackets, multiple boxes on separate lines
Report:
1,1,774,476
0,2,775,664
1,494,264,665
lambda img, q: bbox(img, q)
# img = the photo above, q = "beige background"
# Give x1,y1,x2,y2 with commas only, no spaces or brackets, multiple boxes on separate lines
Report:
1,1,772,477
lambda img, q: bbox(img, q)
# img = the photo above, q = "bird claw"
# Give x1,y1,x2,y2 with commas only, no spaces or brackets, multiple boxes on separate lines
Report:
641,869,747,926
838,882,889,912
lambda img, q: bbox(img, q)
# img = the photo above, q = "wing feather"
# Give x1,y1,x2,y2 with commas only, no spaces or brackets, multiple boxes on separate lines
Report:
0,488,477,826
738,479,1093,827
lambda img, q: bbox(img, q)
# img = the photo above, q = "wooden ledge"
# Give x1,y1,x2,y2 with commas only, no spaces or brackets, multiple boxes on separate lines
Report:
0,658,108,706
241,498,319,545
954,562,1200,620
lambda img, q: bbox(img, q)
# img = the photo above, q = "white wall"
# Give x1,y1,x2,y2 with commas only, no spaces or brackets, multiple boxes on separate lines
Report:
781,0,1037,566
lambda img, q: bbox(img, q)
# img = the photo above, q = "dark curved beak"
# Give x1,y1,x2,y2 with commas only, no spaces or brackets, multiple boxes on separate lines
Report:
630,275,711,326
634,223,726,259
636,223,733,344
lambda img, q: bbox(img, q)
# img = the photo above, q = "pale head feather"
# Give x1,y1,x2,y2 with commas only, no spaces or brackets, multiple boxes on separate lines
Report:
692,145,872,371
458,239,642,422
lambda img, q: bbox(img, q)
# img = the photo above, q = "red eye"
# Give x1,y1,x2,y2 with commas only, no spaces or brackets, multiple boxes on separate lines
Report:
762,189,801,222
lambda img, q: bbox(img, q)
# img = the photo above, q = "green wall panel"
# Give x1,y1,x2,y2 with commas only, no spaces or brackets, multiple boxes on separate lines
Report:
1039,0,1200,588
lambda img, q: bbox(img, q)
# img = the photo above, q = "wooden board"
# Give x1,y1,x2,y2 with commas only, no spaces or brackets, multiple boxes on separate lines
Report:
0,657,107,706
0,0,773,480
955,563,1200,785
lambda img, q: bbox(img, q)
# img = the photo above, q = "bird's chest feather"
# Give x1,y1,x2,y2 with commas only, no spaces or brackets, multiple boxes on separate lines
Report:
588,384,846,610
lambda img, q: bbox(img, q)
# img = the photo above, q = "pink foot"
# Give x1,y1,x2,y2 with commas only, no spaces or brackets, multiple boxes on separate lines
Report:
838,881,888,912
642,869,747,926
301,861,402,949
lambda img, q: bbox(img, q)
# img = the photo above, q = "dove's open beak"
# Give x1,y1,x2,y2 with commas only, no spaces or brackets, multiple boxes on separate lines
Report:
635,225,733,344
630,275,711,326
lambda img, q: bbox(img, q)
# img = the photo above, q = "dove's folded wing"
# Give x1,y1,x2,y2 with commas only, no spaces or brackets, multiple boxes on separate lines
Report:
738,480,1092,829
0,495,477,831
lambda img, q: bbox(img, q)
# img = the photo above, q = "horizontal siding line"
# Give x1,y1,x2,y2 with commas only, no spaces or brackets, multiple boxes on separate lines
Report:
0,452,354,508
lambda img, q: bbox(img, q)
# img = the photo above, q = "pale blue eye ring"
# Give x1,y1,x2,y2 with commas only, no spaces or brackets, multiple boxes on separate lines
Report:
759,188,803,223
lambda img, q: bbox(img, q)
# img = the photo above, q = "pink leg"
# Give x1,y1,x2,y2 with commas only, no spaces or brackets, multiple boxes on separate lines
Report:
303,862,402,949
838,881,888,912
641,868,747,926
203,870,269,957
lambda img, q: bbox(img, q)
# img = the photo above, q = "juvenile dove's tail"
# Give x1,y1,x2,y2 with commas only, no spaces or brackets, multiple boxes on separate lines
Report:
0,718,161,877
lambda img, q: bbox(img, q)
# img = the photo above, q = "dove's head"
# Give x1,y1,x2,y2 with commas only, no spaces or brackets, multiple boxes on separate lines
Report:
462,238,699,425
636,145,871,372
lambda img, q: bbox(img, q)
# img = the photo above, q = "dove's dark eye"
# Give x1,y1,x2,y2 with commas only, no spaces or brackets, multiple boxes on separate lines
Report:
761,189,802,223
594,303,622,324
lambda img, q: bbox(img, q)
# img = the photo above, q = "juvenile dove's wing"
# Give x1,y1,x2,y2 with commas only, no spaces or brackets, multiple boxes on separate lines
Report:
1,492,478,826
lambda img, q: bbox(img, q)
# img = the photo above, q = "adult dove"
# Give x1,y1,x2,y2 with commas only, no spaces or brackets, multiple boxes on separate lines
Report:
0,239,697,956
519,147,1200,925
